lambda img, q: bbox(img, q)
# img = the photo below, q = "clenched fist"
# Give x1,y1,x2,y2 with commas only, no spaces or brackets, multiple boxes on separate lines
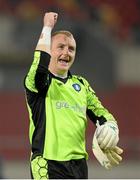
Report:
43,12,58,29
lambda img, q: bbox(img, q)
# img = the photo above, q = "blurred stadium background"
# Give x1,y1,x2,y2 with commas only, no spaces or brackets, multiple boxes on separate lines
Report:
0,0,140,178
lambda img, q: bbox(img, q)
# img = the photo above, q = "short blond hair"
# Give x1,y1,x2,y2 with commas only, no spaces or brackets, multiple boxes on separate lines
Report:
52,30,74,39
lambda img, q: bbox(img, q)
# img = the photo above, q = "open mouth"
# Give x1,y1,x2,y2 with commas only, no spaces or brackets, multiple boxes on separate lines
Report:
58,59,70,66
59,59,70,63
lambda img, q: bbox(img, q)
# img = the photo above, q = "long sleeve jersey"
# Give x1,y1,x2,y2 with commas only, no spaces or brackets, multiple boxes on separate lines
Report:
24,50,116,161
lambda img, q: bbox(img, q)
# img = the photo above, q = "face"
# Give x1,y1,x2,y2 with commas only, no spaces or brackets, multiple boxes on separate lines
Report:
49,34,76,76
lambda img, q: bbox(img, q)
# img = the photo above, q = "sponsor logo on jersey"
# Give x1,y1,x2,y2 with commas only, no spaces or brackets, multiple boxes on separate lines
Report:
72,83,81,92
56,101,86,115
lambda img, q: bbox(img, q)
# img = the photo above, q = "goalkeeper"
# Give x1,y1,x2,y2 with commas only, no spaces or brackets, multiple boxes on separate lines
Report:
24,12,122,179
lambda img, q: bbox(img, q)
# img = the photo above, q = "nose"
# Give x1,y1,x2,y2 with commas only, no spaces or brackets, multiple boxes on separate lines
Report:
63,47,69,55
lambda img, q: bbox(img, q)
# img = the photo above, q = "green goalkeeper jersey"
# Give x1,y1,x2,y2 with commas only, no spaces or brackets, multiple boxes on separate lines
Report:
24,51,116,161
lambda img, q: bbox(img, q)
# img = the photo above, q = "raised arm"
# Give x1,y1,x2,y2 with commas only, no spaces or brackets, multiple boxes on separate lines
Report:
36,12,58,54
24,12,58,93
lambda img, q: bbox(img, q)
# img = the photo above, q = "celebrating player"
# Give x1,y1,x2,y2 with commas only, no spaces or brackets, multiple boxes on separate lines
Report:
24,12,122,179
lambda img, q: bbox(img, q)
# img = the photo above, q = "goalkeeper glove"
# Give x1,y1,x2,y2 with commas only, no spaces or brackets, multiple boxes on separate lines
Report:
95,120,119,149
104,146,123,167
92,132,123,169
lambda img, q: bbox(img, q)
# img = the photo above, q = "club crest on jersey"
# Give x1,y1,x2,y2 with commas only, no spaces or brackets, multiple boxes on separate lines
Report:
72,83,81,92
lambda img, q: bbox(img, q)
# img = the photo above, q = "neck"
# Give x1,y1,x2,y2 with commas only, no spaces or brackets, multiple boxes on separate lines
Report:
48,63,68,78
48,67,68,78
52,73,68,79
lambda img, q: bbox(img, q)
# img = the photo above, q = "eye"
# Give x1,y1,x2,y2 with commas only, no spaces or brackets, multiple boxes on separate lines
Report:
69,46,75,52
58,44,64,49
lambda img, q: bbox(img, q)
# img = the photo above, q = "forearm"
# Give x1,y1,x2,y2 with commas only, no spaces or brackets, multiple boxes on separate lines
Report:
36,26,52,54
87,92,116,125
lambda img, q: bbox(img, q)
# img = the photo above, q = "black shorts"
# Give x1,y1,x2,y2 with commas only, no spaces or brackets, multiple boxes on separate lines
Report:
30,155,88,179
